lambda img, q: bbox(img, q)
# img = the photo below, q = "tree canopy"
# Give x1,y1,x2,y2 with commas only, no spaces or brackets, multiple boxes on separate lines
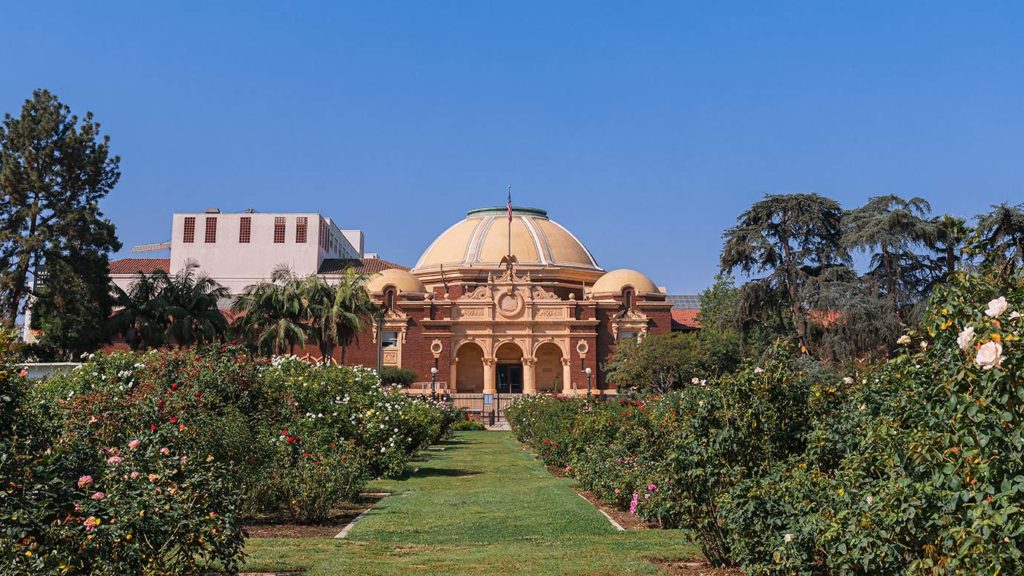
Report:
0,89,121,331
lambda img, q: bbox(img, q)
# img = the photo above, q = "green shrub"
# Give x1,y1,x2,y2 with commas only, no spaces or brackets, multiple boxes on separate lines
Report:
379,366,417,386
453,419,486,431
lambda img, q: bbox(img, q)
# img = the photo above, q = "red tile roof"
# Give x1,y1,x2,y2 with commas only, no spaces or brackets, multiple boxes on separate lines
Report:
318,257,409,275
671,309,701,331
109,258,169,275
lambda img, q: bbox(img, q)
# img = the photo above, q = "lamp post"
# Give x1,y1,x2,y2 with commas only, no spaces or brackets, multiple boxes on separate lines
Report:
429,340,443,400
584,367,592,402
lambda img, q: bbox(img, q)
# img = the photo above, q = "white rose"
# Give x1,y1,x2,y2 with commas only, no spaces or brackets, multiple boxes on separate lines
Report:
985,296,1008,318
957,326,975,351
842,376,854,385
897,335,912,346
1011,311,1021,320
975,341,1004,371
784,533,793,543
754,367,764,374
920,341,929,350
691,377,700,385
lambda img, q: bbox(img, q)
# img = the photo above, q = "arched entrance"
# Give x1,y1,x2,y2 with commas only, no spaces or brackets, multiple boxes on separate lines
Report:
534,342,564,392
495,342,524,394
455,342,484,393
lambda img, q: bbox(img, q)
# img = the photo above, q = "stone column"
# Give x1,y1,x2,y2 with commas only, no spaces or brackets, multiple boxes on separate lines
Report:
483,358,497,394
522,357,536,395
449,358,458,393
561,358,573,395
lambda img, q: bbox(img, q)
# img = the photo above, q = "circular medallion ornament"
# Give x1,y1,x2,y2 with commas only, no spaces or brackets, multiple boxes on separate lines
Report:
496,291,525,318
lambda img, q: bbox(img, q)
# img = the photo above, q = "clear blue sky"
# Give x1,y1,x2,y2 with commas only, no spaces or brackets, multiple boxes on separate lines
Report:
2,2,1022,293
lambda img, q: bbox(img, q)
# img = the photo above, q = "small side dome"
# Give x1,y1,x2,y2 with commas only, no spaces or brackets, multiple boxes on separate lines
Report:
366,268,427,295
590,269,659,297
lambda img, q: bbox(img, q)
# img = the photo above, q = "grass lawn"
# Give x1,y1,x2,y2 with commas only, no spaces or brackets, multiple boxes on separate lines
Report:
243,431,700,575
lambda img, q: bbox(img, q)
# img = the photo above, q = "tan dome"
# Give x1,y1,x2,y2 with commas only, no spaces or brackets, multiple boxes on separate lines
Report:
366,268,427,295
414,207,600,271
591,269,659,297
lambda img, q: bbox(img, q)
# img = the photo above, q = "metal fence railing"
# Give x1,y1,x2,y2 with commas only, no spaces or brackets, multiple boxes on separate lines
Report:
449,393,522,424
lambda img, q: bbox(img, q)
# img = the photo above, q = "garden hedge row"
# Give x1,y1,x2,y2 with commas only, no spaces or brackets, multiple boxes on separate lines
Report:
508,273,1024,575
1,345,460,575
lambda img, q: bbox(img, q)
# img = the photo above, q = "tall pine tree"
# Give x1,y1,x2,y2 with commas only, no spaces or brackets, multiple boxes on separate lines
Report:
0,89,121,353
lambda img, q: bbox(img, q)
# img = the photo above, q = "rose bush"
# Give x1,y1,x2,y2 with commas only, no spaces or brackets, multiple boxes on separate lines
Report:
508,272,1024,575
4,344,458,574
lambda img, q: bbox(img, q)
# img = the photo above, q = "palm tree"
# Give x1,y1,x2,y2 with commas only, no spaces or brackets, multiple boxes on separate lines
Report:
109,270,170,349
231,265,308,356
975,203,1024,275
160,262,230,346
328,267,374,364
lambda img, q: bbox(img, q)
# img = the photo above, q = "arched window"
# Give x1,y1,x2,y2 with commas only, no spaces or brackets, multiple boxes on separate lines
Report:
385,288,396,311
623,287,634,311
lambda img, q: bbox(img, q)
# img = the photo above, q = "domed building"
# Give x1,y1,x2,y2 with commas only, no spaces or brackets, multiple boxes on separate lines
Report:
340,206,673,401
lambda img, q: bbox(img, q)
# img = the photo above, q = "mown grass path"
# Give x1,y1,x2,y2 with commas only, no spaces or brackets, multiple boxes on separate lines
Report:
244,431,698,575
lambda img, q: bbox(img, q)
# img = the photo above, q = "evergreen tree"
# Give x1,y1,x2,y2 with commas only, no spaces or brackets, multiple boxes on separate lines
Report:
721,193,849,353
0,89,121,328
975,203,1024,275
842,194,936,313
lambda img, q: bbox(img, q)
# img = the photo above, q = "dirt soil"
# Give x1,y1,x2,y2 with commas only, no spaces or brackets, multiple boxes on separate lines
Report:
244,493,386,538
650,559,745,575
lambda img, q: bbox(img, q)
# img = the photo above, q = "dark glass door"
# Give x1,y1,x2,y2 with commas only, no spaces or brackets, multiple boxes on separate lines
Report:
496,364,523,394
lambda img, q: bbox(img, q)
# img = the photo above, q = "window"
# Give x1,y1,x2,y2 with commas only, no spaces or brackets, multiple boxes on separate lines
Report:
319,221,326,249
274,217,286,243
623,288,634,310
619,331,637,342
385,288,396,310
183,217,195,243
239,217,251,243
204,217,217,243
296,217,308,243
381,331,399,348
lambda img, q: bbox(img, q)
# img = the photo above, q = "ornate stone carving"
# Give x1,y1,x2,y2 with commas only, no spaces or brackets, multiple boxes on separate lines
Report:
496,291,525,319
531,286,560,300
460,286,491,300
459,307,487,318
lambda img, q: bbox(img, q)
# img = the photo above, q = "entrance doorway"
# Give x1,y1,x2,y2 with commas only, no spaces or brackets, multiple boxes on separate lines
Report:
496,364,523,394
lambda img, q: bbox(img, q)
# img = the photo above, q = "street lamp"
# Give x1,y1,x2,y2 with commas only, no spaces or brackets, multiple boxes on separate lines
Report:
430,366,438,399
584,367,592,401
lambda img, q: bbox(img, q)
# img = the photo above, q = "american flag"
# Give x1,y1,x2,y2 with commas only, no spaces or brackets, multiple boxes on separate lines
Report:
506,186,513,222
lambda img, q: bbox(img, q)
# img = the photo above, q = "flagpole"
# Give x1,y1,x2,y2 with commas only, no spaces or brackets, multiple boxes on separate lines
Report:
507,185,512,271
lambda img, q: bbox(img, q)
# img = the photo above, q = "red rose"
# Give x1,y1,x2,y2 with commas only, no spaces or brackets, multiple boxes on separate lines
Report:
194,391,203,399
285,436,295,444
170,384,178,392
169,416,178,424
150,424,157,431
281,429,289,435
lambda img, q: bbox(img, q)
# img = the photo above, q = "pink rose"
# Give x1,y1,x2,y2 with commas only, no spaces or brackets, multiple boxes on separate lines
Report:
128,439,141,450
91,492,105,500
647,483,657,492
614,488,622,494
130,471,140,480
107,455,123,465
83,516,100,531
77,475,93,488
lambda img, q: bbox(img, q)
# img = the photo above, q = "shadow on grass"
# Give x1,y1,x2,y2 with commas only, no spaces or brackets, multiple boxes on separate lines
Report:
407,467,482,479
436,438,468,446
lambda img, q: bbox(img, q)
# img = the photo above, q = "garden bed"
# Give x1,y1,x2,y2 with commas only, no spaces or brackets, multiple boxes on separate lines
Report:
244,493,389,538
650,559,744,575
